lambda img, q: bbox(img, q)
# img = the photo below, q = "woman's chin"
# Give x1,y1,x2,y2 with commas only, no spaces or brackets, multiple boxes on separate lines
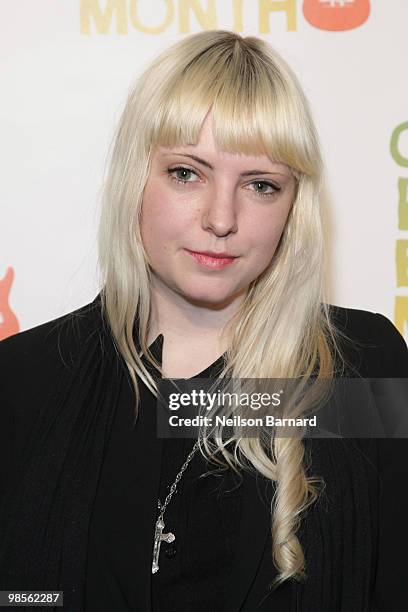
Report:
176,283,244,308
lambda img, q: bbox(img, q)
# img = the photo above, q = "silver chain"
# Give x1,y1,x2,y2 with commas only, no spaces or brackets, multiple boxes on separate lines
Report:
157,440,200,515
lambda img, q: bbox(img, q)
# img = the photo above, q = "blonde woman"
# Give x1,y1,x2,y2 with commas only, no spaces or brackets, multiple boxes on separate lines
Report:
1,31,407,612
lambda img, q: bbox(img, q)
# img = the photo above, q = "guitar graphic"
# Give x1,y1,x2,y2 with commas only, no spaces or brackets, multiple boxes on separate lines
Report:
303,0,371,31
0,266,20,340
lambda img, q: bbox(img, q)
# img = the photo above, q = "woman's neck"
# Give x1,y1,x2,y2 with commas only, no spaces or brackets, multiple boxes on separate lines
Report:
148,282,245,344
147,282,245,377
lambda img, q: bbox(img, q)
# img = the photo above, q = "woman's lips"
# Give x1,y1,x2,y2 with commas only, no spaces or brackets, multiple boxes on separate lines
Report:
184,249,238,270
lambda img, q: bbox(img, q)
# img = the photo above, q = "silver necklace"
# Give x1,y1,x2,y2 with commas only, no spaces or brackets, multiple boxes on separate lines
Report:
152,440,200,574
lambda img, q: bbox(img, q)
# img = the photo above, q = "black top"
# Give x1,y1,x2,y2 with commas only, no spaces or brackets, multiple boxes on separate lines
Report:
0,295,408,612
84,336,242,612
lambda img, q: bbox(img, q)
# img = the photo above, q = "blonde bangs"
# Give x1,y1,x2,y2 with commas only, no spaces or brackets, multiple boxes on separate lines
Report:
147,36,319,181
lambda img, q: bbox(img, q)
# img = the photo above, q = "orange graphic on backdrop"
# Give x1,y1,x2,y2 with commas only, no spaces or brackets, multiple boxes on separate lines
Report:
0,267,20,340
303,0,371,31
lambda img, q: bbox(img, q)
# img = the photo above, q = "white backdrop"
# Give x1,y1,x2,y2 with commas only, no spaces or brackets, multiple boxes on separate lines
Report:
1,0,407,341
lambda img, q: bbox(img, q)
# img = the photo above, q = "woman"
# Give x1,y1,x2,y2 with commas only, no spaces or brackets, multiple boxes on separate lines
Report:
0,30,407,612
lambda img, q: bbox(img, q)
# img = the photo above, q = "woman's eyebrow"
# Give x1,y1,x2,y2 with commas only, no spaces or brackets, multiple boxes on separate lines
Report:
162,152,289,177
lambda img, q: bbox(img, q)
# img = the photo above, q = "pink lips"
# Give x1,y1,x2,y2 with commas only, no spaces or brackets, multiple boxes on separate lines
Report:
185,249,237,270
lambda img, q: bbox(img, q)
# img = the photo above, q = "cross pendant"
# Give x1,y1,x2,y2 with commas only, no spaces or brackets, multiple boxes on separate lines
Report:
152,514,175,574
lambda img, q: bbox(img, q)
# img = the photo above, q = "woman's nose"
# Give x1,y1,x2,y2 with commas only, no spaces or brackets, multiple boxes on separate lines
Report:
201,188,238,237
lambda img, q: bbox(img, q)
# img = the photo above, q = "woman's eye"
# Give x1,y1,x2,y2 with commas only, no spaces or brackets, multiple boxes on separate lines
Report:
167,167,281,199
247,181,281,198
167,166,199,183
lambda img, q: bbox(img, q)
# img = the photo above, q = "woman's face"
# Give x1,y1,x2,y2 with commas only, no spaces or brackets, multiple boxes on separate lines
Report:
140,114,296,308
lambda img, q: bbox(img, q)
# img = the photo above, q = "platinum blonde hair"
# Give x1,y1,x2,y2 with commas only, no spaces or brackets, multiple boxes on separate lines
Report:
97,30,347,589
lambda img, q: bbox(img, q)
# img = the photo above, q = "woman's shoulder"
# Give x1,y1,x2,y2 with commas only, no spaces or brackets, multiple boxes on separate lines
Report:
327,303,403,344
325,303,408,378
0,295,104,468
0,294,102,360
0,294,103,401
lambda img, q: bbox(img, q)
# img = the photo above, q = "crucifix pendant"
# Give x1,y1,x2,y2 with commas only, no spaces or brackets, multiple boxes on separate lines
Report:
152,514,175,574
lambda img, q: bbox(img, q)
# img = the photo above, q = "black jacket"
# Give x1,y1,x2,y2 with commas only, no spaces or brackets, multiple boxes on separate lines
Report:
0,295,407,611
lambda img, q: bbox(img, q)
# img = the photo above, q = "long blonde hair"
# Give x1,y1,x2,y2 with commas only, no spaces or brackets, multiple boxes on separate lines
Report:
97,30,347,589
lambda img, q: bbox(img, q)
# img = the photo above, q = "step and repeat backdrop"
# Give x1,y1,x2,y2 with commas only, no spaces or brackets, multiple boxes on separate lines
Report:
1,0,407,340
